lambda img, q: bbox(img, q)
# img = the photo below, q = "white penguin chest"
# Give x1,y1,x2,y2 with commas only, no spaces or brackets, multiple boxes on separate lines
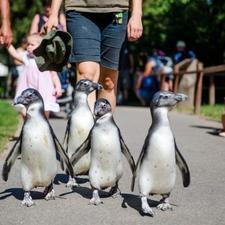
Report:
22,118,57,166
148,126,175,168
91,124,121,168
89,123,123,189
69,109,94,147
140,126,176,193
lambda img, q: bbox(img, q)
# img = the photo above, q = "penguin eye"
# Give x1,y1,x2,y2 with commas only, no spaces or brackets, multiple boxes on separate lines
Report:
164,95,169,99
26,93,33,99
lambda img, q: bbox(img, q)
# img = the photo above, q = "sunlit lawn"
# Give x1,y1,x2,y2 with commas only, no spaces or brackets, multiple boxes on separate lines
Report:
0,100,19,152
200,104,224,121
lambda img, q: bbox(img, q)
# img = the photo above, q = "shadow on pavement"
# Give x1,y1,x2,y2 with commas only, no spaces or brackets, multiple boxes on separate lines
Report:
190,125,221,136
121,193,159,216
59,186,92,199
0,188,43,200
59,186,120,200
54,173,89,185
190,125,219,130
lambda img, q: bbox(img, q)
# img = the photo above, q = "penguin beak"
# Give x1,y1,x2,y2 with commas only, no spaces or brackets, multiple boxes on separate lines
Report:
96,83,103,90
14,95,30,106
175,93,188,102
14,96,25,105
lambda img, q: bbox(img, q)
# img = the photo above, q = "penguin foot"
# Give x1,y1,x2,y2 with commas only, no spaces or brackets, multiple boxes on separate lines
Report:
22,192,34,207
142,205,154,217
109,185,121,199
89,197,103,206
66,177,79,189
89,190,103,206
112,191,121,199
157,203,173,211
44,189,55,201
141,196,154,217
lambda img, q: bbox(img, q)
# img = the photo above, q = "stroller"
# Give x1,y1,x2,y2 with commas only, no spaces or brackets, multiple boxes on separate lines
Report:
57,67,75,116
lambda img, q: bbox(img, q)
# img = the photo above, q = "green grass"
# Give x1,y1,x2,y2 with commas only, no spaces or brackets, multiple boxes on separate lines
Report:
200,104,224,121
0,100,19,152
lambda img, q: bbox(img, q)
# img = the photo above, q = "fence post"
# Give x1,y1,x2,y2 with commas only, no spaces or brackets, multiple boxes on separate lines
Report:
194,62,204,114
209,76,215,105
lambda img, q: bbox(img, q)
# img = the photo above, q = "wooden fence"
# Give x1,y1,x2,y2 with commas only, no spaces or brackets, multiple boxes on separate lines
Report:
161,60,225,114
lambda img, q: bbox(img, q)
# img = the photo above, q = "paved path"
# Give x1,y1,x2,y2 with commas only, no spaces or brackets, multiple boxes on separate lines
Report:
0,106,224,225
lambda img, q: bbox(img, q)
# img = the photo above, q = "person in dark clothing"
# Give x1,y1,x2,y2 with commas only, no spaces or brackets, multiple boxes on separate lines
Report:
117,42,134,104
134,50,160,106
173,40,195,64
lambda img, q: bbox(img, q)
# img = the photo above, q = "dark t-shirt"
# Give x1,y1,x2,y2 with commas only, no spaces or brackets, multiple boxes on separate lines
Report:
173,50,196,64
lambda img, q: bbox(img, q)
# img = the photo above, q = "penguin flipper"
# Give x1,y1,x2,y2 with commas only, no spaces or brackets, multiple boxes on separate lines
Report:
48,123,74,178
119,134,135,175
131,132,150,192
174,139,190,187
2,136,21,181
70,136,91,166
63,117,71,147
53,135,74,177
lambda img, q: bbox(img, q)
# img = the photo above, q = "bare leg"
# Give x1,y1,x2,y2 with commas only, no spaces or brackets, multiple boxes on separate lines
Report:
45,111,50,118
22,191,34,207
168,80,173,91
76,61,100,112
157,194,173,211
89,189,103,205
98,66,118,112
219,113,225,137
141,196,154,216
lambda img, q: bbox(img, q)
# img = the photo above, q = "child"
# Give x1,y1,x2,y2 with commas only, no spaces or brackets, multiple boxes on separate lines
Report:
7,33,62,118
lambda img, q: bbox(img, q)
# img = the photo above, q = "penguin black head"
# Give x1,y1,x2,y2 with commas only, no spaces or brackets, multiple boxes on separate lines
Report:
151,91,187,109
14,88,44,109
94,98,111,119
75,79,103,94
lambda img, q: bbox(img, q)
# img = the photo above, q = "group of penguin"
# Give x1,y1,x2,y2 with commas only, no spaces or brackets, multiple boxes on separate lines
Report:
2,79,190,217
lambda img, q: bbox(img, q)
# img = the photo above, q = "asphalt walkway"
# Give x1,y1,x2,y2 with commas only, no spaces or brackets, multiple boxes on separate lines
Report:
0,106,224,225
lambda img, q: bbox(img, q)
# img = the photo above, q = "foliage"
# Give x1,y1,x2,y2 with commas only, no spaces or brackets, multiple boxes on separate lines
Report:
0,100,19,152
6,0,225,67
11,0,43,45
133,0,225,66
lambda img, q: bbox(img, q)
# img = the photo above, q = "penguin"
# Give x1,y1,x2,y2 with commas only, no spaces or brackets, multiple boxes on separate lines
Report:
131,91,190,217
70,98,135,205
2,88,74,207
64,79,102,188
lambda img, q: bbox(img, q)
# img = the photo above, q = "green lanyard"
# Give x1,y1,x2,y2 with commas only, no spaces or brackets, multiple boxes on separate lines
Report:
114,12,123,24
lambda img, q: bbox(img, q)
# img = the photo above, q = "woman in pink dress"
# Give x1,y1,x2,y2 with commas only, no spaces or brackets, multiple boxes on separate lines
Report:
7,33,62,118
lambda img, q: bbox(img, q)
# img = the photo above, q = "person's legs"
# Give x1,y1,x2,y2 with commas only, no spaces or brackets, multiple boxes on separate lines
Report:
219,112,225,137
67,11,102,110
76,61,100,111
98,66,118,111
67,11,128,112
99,12,128,111
45,111,50,118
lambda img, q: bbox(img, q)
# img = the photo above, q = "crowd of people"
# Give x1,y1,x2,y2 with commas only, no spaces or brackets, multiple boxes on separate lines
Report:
118,40,196,106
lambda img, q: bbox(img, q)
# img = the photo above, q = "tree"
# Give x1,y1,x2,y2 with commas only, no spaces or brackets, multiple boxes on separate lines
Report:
7,0,225,66
11,0,43,45
132,0,225,66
